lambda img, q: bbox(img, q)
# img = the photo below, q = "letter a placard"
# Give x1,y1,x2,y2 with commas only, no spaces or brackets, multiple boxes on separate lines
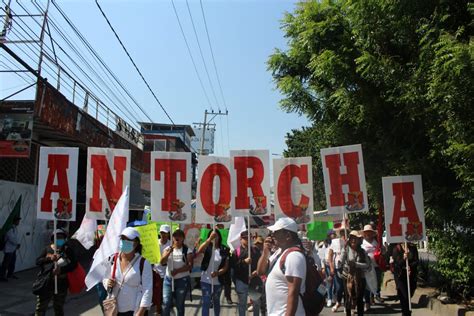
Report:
321,144,368,214
383,175,426,243
196,156,232,224
230,150,270,217
273,157,314,224
86,148,131,220
151,152,192,223
37,147,78,221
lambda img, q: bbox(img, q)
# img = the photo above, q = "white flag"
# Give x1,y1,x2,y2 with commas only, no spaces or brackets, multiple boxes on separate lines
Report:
72,216,97,250
227,216,247,251
85,186,129,290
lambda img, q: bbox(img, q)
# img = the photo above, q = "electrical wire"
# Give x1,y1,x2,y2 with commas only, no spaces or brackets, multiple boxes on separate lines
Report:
185,0,220,110
94,0,175,125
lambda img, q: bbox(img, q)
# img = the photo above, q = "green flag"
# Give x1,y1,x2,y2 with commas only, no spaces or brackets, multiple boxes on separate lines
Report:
306,221,334,241
0,196,21,237
200,228,229,248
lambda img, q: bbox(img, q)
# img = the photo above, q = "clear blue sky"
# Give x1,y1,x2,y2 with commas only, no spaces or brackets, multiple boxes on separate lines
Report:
1,0,309,156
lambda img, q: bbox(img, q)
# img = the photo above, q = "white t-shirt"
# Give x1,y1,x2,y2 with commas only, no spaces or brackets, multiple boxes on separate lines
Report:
361,239,378,267
201,249,222,285
165,246,193,279
329,238,343,268
266,248,306,316
153,239,171,277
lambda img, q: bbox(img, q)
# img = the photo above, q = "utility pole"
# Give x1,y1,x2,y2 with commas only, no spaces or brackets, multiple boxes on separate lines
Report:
196,109,228,155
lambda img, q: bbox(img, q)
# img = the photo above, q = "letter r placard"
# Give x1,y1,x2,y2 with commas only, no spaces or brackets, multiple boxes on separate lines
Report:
383,175,426,243
320,144,368,215
37,147,78,221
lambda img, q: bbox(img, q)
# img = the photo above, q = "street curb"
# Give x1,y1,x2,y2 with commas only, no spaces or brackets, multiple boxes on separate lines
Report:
427,296,474,316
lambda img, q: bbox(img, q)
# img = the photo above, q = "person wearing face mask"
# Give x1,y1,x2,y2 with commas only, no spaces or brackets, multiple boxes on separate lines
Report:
103,227,153,316
151,225,171,315
34,229,77,316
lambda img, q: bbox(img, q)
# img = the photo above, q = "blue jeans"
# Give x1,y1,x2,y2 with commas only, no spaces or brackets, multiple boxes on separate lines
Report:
334,268,344,303
162,276,190,316
235,279,260,316
201,282,222,316
325,265,334,302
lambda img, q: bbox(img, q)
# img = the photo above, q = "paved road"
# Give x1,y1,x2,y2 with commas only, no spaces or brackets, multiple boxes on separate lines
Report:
0,268,436,315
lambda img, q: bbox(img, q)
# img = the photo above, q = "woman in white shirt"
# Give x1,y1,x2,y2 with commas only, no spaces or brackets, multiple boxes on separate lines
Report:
104,227,153,316
196,229,230,316
160,229,193,316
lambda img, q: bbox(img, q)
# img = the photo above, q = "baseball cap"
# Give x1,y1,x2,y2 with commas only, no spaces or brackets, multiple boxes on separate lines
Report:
51,228,68,237
121,227,140,240
159,224,171,233
267,217,298,233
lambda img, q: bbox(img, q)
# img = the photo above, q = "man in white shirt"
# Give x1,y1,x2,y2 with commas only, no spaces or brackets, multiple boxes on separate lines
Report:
152,225,171,315
362,224,384,310
0,216,21,282
257,218,306,316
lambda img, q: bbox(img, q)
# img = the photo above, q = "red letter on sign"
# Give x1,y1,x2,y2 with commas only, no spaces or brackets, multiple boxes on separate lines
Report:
234,157,266,209
155,159,187,211
89,155,127,213
277,164,310,217
200,163,231,216
325,152,361,207
389,182,422,237
41,154,71,213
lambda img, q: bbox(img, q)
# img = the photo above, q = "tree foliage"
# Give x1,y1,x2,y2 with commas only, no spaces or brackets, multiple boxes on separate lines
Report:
269,0,473,296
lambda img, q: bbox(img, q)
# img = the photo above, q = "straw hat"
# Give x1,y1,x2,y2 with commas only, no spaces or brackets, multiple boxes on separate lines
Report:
363,224,376,233
349,230,362,238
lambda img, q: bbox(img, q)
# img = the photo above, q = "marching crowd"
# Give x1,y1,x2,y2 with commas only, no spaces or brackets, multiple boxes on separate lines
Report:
0,216,420,316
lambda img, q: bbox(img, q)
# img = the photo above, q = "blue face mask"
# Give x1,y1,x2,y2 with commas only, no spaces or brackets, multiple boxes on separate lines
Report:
119,240,135,254
56,239,66,247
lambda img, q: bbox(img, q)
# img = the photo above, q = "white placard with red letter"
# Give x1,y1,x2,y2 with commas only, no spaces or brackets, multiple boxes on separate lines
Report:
230,150,270,217
321,144,368,214
273,157,314,224
383,175,426,243
196,156,232,224
37,147,78,221
86,147,131,220
151,151,192,223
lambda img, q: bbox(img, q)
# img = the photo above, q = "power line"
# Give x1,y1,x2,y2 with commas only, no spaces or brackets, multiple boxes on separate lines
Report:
199,0,228,111
94,0,175,125
170,0,213,110
185,0,220,110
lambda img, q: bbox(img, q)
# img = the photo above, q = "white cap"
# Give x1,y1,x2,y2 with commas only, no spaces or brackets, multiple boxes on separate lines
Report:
121,227,140,240
267,217,298,233
52,228,68,237
363,224,376,232
159,224,171,233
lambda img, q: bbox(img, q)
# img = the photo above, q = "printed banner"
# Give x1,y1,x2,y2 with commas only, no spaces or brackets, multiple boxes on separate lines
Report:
0,103,33,158
86,147,131,220
135,223,161,264
37,147,78,221
320,144,368,214
196,156,232,224
150,152,192,223
383,175,426,243
230,150,270,217
273,157,314,224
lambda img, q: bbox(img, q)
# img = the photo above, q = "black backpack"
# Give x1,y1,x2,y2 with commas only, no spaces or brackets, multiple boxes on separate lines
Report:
280,246,326,316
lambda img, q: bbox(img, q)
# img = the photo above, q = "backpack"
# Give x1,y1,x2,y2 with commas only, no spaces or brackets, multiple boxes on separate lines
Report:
280,246,325,316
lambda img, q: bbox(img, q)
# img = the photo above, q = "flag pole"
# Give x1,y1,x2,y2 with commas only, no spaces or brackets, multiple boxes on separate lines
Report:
170,222,175,293
405,241,412,311
53,215,58,294
210,219,215,309
247,215,251,279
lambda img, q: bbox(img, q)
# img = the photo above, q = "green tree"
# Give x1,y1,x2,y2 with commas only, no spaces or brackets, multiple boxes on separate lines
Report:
269,0,473,297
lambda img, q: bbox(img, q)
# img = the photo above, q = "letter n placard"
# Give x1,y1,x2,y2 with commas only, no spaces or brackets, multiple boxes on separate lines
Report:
86,147,131,220
383,175,426,243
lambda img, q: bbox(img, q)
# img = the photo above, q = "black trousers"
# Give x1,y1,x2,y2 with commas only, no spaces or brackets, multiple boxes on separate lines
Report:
0,251,16,277
344,277,366,316
395,272,416,316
